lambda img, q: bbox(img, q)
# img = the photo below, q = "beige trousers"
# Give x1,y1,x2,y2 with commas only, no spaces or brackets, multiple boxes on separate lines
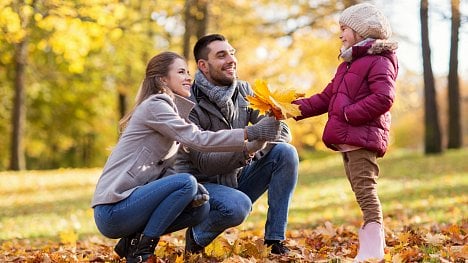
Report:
342,149,382,225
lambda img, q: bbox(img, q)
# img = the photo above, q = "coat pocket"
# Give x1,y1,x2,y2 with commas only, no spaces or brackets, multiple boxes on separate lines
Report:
127,147,153,179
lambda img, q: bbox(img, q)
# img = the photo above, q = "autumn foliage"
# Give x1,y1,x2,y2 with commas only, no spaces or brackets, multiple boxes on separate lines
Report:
1,222,467,262
246,80,305,120
1,150,467,262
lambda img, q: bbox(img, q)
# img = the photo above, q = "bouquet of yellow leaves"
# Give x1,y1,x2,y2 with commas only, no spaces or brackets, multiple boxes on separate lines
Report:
246,79,305,120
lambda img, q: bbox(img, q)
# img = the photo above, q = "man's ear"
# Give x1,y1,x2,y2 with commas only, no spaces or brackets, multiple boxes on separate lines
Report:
197,59,208,73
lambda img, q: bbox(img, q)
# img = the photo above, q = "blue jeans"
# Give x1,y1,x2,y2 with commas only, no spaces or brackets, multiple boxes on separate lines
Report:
192,143,299,246
94,173,209,238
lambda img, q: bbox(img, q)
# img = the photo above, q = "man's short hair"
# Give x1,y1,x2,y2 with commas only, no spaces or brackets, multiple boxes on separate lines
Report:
193,34,226,62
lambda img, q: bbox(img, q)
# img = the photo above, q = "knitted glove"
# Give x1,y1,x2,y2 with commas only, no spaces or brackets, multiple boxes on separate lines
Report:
217,169,240,188
246,117,281,141
191,183,209,207
278,121,292,143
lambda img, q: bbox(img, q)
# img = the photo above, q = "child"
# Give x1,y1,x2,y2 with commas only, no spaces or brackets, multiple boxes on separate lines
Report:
293,3,398,262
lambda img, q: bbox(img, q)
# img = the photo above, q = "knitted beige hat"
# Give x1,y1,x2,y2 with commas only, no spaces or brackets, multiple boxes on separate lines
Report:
339,3,392,40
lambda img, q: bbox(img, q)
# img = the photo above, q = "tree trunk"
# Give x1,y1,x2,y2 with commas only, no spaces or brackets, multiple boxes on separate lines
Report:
447,0,461,149
183,0,209,60
183,0,192,59
420,0,442,154
118,92,127,120
10,39,28,170
195,0,208,39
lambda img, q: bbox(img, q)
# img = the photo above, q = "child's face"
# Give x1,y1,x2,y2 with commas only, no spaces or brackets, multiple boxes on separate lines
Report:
339,23,364,49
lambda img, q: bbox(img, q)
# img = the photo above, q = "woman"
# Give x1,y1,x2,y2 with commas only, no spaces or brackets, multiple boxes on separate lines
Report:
92,51,280,263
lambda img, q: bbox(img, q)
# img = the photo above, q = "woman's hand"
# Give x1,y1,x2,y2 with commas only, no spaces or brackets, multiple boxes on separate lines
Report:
191,183,209,207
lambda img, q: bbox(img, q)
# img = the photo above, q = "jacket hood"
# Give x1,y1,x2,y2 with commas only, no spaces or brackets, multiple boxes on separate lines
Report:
367,39,398,54
353,39,397,55
353,39,398,70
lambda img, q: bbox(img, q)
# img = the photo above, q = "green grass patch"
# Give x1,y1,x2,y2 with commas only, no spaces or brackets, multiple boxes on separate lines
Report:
1,149,467,242
246,148,468,231
0,169,100,241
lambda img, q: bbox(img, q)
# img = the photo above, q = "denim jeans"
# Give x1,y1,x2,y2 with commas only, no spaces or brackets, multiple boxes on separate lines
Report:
192,143,299,246
94,173,209,239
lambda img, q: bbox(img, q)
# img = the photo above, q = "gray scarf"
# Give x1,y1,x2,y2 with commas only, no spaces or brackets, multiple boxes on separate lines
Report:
340,38,374,62
194,70,237,121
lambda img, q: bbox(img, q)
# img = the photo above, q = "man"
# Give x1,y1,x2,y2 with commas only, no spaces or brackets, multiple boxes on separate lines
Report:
175,34,299,255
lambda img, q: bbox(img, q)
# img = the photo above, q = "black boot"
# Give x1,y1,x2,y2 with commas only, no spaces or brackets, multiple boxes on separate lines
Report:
185,227,204,255
114,233,139,258
265,239,290,255
126,234,159,263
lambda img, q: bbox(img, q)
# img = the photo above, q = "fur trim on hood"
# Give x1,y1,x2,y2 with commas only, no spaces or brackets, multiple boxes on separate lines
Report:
368,39,398,54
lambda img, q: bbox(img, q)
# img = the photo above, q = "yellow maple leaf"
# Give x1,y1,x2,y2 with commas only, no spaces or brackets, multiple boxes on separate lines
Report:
246,94,271,114
174,254,184,263
398,231,412,245
205,237,231,258
247,79,304,119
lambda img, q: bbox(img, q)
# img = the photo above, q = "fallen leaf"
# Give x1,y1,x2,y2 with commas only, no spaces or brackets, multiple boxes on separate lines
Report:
424,233,447,246
315,221,336,238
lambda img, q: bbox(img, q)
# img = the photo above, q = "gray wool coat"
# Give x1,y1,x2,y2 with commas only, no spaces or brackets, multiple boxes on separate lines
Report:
91,93,246,207
174,80,291,183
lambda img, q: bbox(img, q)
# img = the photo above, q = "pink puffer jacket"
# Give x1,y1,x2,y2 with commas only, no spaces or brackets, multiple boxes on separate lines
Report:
294,40,398,157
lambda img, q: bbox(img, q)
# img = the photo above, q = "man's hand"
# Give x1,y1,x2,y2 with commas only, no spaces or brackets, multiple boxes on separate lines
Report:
191,183,209,207
246,117,281,141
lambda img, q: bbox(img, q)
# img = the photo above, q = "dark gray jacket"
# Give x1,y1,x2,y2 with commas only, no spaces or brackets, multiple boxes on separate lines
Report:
174,80,291,183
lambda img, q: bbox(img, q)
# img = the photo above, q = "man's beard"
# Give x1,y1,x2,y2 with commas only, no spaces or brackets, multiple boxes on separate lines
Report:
209,65,236,86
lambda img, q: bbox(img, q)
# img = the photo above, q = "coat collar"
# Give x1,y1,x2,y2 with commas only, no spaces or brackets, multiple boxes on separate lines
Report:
173,94,195,120
349,39,399,72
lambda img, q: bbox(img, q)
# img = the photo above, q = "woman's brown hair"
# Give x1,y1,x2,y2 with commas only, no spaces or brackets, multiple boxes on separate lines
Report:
119,51,185,133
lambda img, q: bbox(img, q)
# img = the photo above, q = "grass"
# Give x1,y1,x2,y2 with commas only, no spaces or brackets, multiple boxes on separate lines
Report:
0,169,100,240
241,149,467,233
0,148,467,244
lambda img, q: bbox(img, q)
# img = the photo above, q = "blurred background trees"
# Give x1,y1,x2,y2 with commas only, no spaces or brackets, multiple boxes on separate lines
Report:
447,0,462,150
421,0,443,154
1,0,467,170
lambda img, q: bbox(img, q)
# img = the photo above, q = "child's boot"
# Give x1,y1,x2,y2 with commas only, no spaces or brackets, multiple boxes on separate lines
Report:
354,222,385,262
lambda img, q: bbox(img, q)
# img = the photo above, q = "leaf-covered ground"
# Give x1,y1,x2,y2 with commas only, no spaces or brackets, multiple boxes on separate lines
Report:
1,222,467,262
1,149,467,262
